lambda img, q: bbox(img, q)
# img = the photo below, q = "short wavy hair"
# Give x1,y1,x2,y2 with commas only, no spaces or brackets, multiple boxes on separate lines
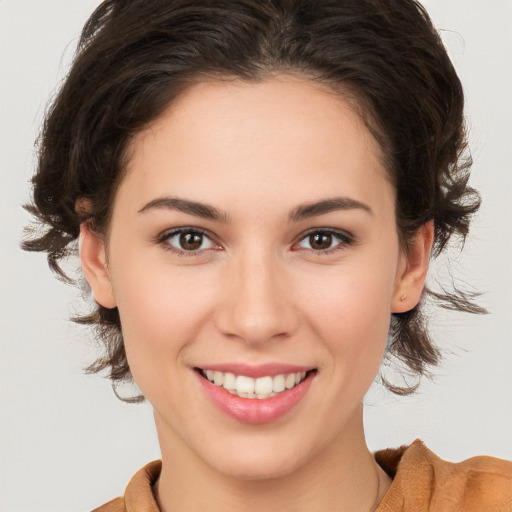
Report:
23,0,484,401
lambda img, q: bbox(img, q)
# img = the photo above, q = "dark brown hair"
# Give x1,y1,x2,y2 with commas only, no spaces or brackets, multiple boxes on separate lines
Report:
23,0,484,401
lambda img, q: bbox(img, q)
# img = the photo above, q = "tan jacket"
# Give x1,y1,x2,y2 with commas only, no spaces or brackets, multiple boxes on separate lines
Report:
93,440,512,511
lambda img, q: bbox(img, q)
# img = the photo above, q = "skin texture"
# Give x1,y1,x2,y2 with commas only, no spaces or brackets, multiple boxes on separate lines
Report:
80,78,433,511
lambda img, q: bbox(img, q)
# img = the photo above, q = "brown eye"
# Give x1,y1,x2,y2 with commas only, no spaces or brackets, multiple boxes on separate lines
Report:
308,232,333,250
296,229,353,253
161,229,216,253
179,232,204,251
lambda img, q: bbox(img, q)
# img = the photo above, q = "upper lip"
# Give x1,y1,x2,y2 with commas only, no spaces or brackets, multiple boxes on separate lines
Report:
196,363,315,378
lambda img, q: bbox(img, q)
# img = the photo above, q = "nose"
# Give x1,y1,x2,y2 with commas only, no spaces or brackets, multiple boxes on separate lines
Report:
215,249,298,346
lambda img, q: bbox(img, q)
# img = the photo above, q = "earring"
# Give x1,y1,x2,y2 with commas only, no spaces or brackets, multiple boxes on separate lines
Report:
399,293,407,302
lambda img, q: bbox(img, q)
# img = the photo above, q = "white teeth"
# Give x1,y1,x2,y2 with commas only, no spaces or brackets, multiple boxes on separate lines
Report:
236,375,255,394
254,376,273,395
213,371,224,386
285,373,296,389
272,374,286,393
223,372,236,390
201,369,310,399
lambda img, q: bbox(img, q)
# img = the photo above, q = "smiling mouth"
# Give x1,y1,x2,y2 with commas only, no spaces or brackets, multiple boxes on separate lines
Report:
197,368,316,400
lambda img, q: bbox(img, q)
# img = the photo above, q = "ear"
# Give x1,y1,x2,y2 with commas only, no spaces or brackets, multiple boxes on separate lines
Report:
79,223,117,309
391,221,434,313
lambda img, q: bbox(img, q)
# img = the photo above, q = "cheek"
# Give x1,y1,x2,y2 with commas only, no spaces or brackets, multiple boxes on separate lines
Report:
110,259,216,386
299,258,396,374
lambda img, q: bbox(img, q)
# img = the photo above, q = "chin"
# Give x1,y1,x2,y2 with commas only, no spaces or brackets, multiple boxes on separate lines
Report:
213,452,304,482
199,431,318,482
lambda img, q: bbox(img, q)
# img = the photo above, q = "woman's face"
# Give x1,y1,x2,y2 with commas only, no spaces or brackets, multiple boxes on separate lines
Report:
83,78,427,479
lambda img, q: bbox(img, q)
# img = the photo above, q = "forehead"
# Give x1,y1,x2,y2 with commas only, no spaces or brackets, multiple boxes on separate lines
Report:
119,78,394,217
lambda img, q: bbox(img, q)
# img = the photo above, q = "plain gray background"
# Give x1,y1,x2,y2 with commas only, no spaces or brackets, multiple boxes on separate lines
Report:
1,1,511,510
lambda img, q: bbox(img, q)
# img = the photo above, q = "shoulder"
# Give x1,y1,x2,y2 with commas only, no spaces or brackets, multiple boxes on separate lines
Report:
91,460,162,512
375,439,512,512
92,497,126,512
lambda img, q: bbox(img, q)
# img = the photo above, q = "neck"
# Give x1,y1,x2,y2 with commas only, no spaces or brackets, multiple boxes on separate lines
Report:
154,406,390,512
155,408,391,512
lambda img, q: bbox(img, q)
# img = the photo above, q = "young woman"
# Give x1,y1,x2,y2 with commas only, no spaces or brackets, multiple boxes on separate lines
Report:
18,0,512,510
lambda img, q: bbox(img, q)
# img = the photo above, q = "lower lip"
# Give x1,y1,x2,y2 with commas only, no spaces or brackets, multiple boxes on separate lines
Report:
197,371,315,424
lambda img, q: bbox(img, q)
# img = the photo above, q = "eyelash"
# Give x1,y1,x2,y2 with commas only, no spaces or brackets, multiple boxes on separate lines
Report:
292,228,355,255
156,227,219,257
156,227,355,257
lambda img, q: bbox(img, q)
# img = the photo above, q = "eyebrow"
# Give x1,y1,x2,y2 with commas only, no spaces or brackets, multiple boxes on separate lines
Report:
288,197,373,222
137,195,372,223
138,197,230,222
